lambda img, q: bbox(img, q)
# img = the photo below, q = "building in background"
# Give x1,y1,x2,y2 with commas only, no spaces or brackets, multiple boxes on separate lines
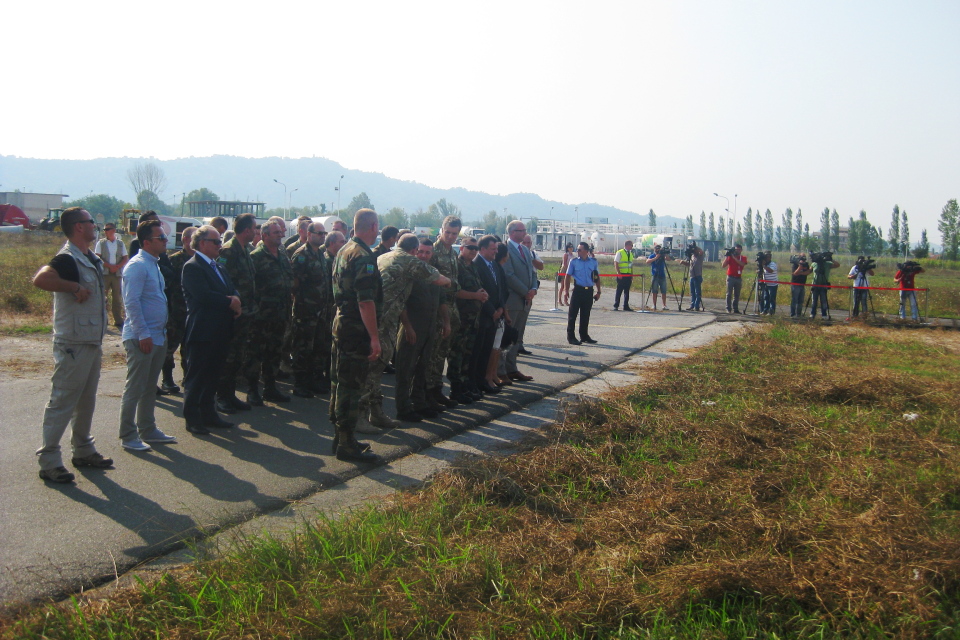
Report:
0,192,67,224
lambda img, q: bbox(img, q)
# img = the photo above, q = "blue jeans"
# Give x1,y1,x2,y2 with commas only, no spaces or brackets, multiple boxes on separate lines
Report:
689,275,703,310
810,286,829,317
790,284,805,316
900,291,919,320
763,286,778,314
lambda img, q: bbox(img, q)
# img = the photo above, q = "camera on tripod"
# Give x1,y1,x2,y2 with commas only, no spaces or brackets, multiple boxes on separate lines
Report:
684,241,698,258
810,251,834,265
755,250,771,265
854,255,876,273
897,260,922,274
653,246,671,260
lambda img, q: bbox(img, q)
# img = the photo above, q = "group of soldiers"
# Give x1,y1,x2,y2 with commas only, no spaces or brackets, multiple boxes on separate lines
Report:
162,209,527,465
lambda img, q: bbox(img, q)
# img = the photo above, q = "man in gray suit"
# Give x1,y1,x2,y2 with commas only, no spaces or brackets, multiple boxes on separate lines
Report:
501,220,537,381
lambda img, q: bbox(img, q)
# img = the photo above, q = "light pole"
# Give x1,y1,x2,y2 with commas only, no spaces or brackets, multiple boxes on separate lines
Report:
274,179,287,219
335,174,344,213
713,193,731,245
289,188,298,216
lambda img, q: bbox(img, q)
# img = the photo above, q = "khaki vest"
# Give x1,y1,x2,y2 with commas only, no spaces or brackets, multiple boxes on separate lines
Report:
52,242,107,345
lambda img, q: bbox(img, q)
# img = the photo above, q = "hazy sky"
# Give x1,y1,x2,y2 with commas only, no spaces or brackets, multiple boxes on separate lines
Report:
6,0,958,239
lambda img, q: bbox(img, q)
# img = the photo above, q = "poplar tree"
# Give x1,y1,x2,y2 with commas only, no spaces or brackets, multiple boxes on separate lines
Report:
820,208,831,250
648,209,657,228
914,229,930,259
939,199,959,260
718,217,726,244
699,211,707,239
783,208,794,250
743,207,754,249
755,210,763,249
764,209,774,249
709,212,716,241
888,205,901,256
831,209,840,252
900,211,910,257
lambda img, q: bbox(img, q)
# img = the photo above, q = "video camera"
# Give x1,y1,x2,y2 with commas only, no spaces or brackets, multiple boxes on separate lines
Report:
854,256,877,273
723,247,737,258
897,260,922,275
810,251,834,265
755,250,771,265
652,245,671,260
684,241,698,258
789,254,808,268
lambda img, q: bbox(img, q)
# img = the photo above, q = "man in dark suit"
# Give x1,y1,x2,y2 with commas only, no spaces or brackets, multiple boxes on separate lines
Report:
472,234,504,394
501,220,537,381
181,225,242,434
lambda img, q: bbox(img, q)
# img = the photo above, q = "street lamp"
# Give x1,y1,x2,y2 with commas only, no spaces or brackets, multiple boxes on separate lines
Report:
713,192,731,245
335,174,344,213
289,188,298,215
274,179,287,219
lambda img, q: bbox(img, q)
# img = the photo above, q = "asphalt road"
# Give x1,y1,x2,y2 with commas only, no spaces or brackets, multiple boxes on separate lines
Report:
0,282,714,609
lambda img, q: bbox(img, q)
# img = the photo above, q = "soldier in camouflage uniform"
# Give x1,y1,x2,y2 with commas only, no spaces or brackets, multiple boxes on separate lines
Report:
213,214,260,411
160,226,197,393
289,222,327,398
249,220,294,404
371,225,399,261
360,234,449,430
449,236,489,404
330,209,382,464
426,215,463,408
317,231,347,394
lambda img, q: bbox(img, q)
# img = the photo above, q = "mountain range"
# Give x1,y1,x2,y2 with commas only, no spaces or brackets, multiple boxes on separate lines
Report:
0,154,683,227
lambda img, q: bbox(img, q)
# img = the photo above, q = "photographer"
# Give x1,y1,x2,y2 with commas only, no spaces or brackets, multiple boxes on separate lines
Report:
679,242,704,311
789,254,811,317
721,244,747,313
894,262,925,321
759,252,779,315
847,256,875,318
810,252,840,319
644,243,674,311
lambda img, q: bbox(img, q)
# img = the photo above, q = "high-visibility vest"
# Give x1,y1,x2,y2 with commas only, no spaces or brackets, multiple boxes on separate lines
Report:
615,249,634,275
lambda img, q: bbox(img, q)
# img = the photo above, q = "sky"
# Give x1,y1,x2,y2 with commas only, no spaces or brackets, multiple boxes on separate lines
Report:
5,0,959,241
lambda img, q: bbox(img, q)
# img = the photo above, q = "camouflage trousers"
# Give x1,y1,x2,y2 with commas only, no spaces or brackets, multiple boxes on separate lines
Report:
448,310,479,390
218,314,256,394
330,317,371,434
291,311,324,379
426,303,460,390
395,323,435,415
164,310,186,371
250,313,289,385
359,314,402,409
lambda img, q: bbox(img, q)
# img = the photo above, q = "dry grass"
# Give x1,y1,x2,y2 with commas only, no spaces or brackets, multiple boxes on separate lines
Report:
4,323,960,639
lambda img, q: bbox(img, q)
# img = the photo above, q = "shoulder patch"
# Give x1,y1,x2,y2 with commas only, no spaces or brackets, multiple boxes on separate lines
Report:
366,264,376,273
217,257,227,265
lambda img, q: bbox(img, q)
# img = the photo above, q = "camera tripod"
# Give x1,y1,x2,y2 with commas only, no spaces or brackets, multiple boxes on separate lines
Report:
848,271,875,320
640,255,682,311
804,282,832,320
743,265,767,316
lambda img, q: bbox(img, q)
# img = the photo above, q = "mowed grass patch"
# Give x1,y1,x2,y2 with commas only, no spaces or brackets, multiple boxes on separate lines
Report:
4,323,960,639
0,232,66,322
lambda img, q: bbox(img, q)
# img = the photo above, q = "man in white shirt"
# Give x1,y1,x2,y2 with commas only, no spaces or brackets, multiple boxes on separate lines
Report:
95,222,128,327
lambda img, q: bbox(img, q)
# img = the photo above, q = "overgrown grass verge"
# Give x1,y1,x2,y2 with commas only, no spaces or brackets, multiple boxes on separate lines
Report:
4,323,960,638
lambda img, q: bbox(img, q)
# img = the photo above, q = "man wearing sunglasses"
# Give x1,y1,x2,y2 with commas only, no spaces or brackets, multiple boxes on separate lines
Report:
181,226,242,434
117,219,177,452
33,207,114,483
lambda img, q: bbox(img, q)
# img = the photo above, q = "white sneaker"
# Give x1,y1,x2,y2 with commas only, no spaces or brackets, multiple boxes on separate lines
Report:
354,418,383,435
120,438,152,452
141,429,178,444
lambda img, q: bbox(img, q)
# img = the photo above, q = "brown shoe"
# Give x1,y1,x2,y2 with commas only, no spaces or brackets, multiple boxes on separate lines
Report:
497,375,513,386
508,372,534,382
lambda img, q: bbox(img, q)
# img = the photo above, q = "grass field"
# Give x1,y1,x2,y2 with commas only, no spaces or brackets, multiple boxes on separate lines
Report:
538,252,960,319
4,322,958,639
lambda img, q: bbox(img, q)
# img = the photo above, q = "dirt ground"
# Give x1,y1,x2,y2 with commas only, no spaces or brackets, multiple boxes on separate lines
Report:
0,325,128,381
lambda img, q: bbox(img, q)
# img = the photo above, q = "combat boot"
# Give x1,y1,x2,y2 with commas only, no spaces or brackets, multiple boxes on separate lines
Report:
160,362,180,394
369,403,401,429
292,375,315,398
429,387,458,409
335,431,380,463
263,382,291,403
246,378,264,407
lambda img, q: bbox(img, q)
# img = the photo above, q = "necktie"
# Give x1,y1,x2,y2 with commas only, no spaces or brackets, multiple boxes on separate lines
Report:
210,259,225,285
488,261,497,284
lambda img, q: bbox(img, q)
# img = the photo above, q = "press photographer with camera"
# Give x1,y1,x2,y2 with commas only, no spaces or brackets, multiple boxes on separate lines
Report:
894,261,925,321
809,251,840,319
758,252,779,315
679,242,704,311
847,256,876,318
644,243,674,311
721,244,747,313
789,254,811,317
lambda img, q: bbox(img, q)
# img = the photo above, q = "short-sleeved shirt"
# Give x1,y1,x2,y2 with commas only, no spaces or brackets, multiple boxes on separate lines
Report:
96,237,127,266
688,252,703,278
567,256,598,288
812,261,832,286
725,254,747,277
849,265,869,288
648,253,667,279
763,261,779,286
333,237,383,323
49,253,91,283
895,270,916,290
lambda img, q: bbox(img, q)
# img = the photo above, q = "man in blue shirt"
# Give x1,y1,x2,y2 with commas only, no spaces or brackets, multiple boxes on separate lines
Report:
118,219,178,452
562,242,601,345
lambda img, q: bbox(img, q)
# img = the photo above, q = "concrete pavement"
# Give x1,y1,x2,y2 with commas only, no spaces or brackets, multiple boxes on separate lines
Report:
0,284,716,609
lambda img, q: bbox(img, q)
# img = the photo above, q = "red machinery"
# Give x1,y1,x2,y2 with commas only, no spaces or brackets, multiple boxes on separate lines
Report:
0,203,32,229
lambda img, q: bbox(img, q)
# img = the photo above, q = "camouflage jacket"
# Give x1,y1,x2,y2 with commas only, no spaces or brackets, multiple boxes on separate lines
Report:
377,249,441,328
430,241,460,304
291,242,328,317
217,237,259,317
456,257,484,317
332,237,382,324
285,237,305,258
250,243,293,318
